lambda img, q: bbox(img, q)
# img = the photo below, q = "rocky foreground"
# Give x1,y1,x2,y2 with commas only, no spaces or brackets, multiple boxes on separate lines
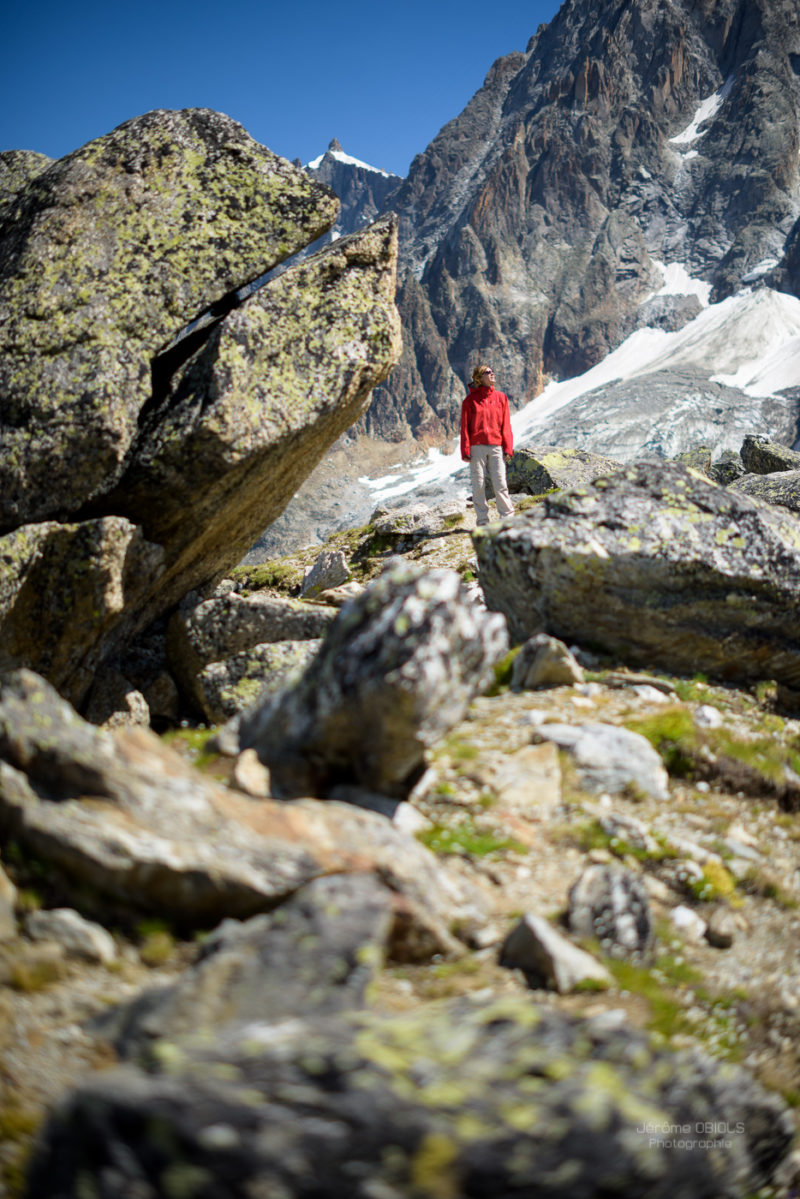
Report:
3,439,800,1196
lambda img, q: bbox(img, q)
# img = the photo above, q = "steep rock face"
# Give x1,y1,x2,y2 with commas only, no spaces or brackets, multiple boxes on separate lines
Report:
0,109,339,529
370,0,800,441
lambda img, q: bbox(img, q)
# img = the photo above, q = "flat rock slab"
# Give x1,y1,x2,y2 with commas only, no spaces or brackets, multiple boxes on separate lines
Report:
532,722,669,799
476,462,800,690
729,469,800,514
26,995,794,1198
507,445,622,495
0,671,480,957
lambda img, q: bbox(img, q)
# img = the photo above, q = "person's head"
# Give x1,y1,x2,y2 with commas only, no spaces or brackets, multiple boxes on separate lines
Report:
471,363,495,388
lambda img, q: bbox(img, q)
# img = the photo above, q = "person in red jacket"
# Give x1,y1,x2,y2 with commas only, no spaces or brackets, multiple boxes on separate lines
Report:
460,363,515,526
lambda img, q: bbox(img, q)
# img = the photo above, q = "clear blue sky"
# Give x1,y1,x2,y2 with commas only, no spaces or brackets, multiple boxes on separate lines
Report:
2,0,561,178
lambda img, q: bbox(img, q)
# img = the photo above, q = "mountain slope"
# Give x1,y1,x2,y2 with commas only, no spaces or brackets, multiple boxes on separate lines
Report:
368,0,800,444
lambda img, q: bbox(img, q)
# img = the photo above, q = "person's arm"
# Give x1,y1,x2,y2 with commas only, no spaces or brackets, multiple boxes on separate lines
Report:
501,394,513,457
460,399,471,461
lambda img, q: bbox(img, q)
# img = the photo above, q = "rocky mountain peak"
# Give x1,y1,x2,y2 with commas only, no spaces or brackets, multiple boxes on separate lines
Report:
366,0,800,447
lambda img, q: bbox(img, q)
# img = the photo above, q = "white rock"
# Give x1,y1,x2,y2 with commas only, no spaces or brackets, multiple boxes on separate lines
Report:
25,908,117,964
499,913,613,993
694,704,724,728
670,905,707,942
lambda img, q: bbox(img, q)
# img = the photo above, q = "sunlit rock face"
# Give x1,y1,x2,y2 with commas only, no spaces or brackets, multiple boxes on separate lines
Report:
368,0,800,444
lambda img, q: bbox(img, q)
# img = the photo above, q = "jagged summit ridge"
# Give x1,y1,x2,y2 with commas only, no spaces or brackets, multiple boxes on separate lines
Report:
367,0,800,445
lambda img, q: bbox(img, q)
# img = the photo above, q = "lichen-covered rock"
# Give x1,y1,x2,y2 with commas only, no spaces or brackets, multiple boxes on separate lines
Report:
167,590,336,713
0,149,52,212
568,864,654,961
673,446,712,476
0,671,478,952
238,564,509,798
0,109,338,529
729,469,800,515
710,449,746,485
740,434,800,475
93,873,394,1059
476,463,800,690
104,213,401,617
0,518,164,709
369,500,468,539
506,445,623,496
197,639,322,723
26,996,794,1199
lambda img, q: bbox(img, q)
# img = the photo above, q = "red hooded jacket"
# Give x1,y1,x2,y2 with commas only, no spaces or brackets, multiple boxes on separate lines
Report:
460,386,513,460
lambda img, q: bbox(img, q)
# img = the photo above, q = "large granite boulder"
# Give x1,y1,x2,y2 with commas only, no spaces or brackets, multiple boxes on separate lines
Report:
238,564,509,798
0,109,338,530
0,670,479,956
99,212,402,620
0,111,401,712
26,995,794,1198
739,434,800,475
475,462,800,689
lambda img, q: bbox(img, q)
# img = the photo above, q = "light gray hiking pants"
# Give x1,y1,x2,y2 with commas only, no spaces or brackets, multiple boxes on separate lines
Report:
469,444,514,526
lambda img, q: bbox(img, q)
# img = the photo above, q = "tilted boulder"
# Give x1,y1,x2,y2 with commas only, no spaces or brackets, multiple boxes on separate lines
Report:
102,212,402,619
476,463,800,690
0,109,338,529
740,434,800,475
26,996,794,1199
506,445,622,496
0,670,478,955
238,564,509,798
0,111,401,710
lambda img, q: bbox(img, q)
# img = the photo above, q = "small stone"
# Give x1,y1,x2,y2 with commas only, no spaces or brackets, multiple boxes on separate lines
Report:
0,861,17,941
499,913,613,993
300,550,351,598
25,908,117,964
233,749,271,798
705,907,737,949
670,905,707,942
694,704,724,728
568,865,654,961
511,634,584,690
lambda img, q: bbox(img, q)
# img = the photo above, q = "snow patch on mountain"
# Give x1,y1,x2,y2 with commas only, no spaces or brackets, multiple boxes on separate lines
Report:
669,76,735,147
363,286,800,504
306,148,392,176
